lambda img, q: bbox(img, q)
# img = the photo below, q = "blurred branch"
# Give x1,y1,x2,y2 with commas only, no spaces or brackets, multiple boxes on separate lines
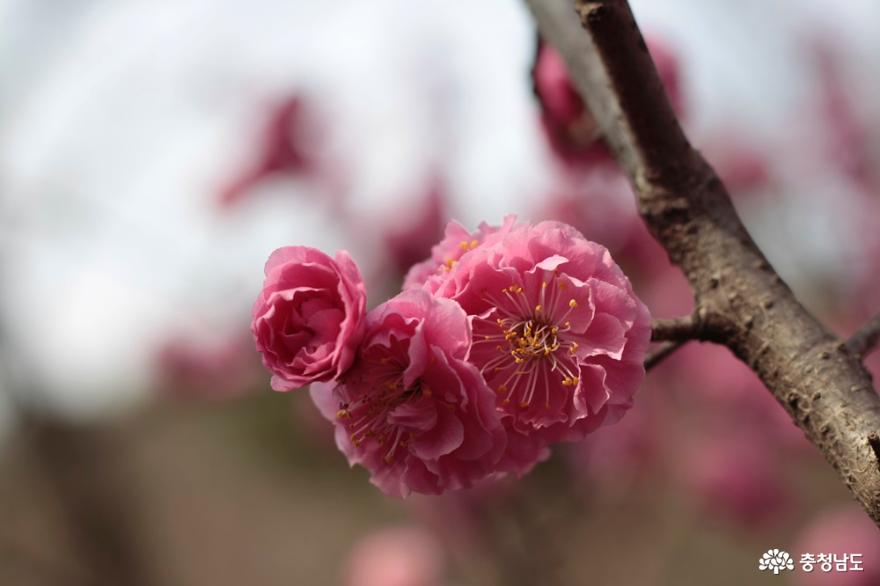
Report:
847,312,880,359
20,412,151,586
524,0,880,526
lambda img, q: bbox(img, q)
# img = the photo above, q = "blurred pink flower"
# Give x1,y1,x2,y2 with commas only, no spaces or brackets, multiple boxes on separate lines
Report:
252,246,366,391
568,391,660,484
681,430,789,526
532,42,585,134
706,140,772,196
425,218,651,473
384,176,448,277
532,42,599,166
218,95,317,207
344,526,445,586
311,289,506,496
794,504,880,586
637,262,694,319
663,343,809,452
811,41,872,190
532,38,684,166
156,333,260,399
649,343,814,527
537,168,636,254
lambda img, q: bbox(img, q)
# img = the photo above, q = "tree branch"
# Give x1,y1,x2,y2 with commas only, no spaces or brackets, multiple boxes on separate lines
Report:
651,316,700,343
645,316,701,371
645,340,687,371
848,312,880,359
525,0,880,525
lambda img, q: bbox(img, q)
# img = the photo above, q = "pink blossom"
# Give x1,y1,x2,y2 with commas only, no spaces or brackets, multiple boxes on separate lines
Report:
252,246,366,391
794,505,880,586
218,95,317,207
532,43,586,134
402,215,517,291
343,526,445,586
425,218,651,472
311,289,506,497
533,39,684,166
532,42,603,167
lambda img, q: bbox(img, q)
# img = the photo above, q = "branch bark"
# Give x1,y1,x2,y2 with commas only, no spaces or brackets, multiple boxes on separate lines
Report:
525,0,880,525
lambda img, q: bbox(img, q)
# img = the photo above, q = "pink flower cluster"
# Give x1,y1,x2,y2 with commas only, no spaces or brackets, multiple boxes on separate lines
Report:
252,217,651,496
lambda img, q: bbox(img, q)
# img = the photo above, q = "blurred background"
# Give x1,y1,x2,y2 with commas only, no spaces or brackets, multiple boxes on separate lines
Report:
1,0,880,584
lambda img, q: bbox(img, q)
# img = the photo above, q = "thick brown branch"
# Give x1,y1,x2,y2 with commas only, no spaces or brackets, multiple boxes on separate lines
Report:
525,0,880,525
848,312,880,359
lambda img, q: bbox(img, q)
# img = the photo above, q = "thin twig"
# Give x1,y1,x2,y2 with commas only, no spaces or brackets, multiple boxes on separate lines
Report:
651,316,699,343
645,340,687,371
646,315,702,369
848,312,880,358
